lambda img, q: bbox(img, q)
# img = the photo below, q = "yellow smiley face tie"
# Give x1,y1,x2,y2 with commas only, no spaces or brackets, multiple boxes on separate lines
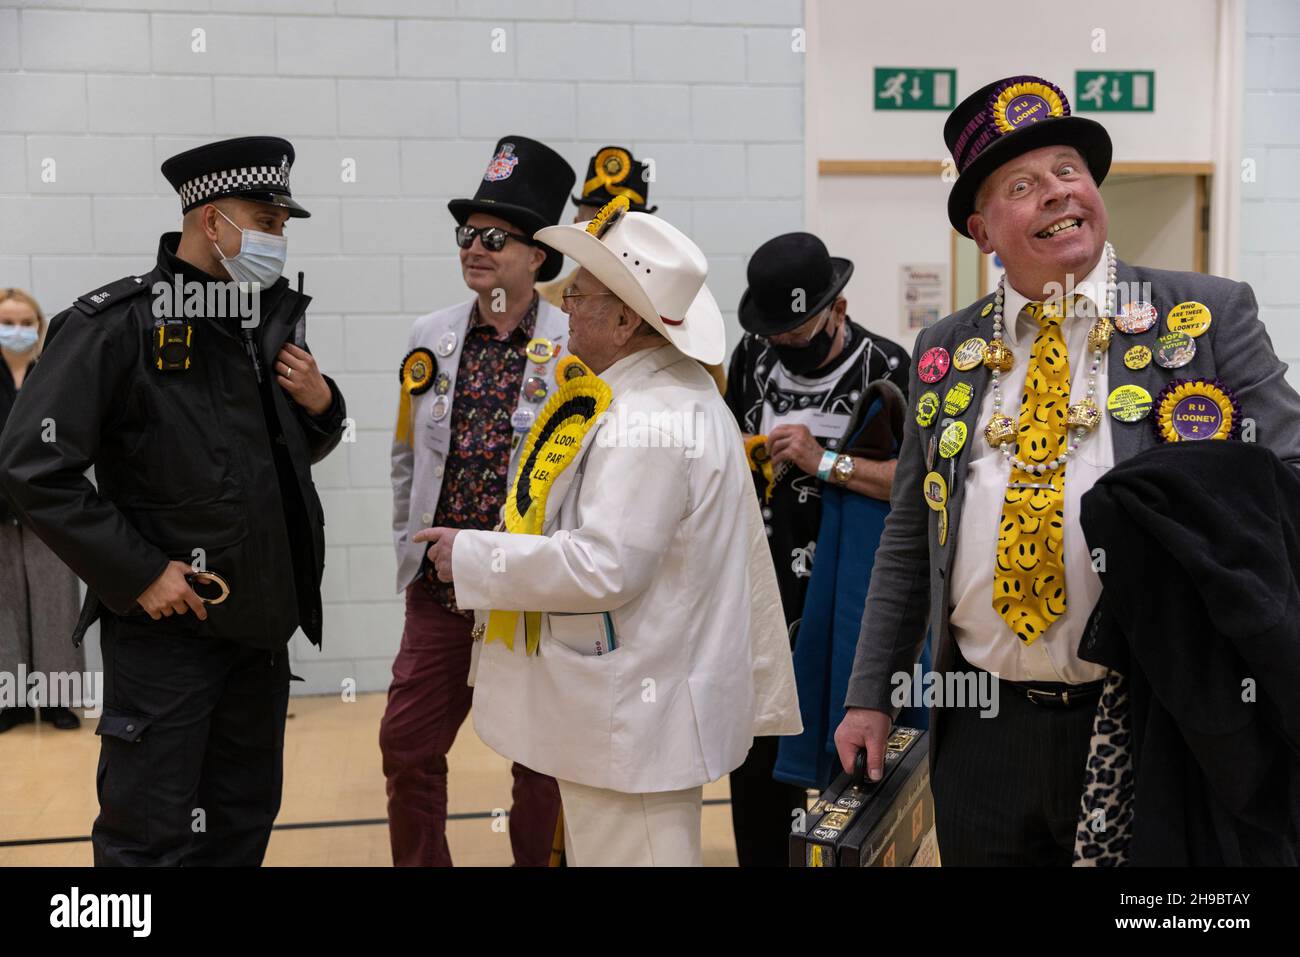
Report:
993,299,1069,644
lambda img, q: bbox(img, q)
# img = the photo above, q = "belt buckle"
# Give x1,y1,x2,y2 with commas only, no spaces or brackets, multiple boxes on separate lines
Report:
1025,687,1061,708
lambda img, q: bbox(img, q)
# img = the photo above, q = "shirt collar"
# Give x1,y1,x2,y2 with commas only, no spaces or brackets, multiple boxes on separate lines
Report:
1000,252,1109,348
468,292,539,343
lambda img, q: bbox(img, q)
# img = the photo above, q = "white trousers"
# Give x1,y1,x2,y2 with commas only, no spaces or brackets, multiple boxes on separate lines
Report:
558,779,704,867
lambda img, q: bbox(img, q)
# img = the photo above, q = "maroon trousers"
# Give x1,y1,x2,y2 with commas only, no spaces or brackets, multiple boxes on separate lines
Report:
379,584,560,866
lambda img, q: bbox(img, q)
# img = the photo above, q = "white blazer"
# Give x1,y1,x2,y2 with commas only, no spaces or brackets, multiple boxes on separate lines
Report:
452,344,801,794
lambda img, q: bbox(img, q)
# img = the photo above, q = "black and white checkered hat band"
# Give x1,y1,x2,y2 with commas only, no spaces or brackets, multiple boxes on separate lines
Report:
178,165,291,208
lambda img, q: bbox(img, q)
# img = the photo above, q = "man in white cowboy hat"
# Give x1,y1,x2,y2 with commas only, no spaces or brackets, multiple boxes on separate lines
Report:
416,197,801,867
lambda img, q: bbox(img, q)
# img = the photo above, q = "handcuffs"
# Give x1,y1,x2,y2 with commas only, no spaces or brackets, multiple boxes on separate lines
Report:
185,570,231,605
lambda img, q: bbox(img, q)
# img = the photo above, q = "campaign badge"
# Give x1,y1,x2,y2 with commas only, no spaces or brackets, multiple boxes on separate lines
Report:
953,337,987,371
939,421,968,459
918,347,950,384
1155,331,1196,369
943,381,974,416
1123,345,1152,371
1106,384,1153,423
1115,301,1158,334
915,391,940,427
1166,301,1212,338
1155,378,1239,442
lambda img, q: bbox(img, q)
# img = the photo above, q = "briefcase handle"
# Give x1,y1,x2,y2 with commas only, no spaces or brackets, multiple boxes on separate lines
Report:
851,749,867,790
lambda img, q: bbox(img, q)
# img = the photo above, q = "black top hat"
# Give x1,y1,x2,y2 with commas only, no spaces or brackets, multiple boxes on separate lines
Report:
945,75,1112,237
447,136,576,281
738,232,854,337
572,146,658,213
161,136,310,218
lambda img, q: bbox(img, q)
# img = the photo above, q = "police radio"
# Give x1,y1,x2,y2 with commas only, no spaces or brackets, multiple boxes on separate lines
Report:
153,318,193,371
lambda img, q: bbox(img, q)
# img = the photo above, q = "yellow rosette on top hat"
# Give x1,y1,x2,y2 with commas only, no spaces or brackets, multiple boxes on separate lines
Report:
485,354,613,656
395,347,436,446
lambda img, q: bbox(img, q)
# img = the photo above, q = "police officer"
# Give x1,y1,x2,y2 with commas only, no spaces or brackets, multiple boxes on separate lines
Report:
0,136,347,866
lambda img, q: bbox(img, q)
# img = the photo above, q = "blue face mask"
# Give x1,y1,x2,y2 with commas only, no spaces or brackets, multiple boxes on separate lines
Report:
0,325,39,354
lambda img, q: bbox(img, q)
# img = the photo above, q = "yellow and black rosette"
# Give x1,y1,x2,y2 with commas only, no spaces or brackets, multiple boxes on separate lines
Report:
395,347,436,446
744,434,777,503
1154,378,1240,443
586,195,630,238
584,147,646,207
486,355,613,656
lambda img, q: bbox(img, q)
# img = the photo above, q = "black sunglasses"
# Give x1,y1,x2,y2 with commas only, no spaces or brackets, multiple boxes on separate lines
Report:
455,224,535,252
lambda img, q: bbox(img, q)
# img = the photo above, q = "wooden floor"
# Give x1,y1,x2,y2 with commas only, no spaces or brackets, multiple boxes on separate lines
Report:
0,692,740,867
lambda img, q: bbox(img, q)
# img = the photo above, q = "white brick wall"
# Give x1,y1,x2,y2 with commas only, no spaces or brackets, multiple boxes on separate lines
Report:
1241,0,1300,392
0,0,805,695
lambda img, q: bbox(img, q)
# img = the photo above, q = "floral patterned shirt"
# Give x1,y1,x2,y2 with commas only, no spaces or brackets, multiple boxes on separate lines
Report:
422,295,539,616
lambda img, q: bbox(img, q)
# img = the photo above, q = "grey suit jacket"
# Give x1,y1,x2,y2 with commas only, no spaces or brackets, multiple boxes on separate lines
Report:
844,261,1300,763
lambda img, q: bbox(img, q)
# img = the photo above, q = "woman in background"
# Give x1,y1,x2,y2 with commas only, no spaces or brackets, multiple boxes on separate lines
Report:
0,288,84,732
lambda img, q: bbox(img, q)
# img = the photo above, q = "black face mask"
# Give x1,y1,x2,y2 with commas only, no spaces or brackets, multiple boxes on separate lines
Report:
772,320,838,376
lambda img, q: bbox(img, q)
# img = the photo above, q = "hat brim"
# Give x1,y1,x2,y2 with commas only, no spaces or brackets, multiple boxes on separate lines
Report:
448,198,564,281
534,223,725,365
571,194,658,214
948,116,1112,238
737,256,854,336
185,189,311,219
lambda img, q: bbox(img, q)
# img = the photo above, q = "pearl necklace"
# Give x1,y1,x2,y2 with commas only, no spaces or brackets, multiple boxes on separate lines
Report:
983,242,1116,477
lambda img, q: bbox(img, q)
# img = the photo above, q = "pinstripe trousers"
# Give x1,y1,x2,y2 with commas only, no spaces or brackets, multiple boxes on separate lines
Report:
930,643,1095,866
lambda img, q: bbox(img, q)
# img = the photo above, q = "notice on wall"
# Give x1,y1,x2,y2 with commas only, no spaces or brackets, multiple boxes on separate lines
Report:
900,263,948,330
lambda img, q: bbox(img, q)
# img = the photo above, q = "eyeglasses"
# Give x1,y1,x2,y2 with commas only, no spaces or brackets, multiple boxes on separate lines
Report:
560,289,617,314
455,224,535,252
763,309,831,345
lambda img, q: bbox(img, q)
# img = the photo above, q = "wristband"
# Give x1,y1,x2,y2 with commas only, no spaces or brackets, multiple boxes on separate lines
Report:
816,449,838,481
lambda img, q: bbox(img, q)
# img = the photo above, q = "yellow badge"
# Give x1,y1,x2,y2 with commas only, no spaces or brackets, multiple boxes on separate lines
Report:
526,337,558,363
953,337,987,371
486,358,613,655
1166,301,1212,338
923,470,948,510
1154,378,1239,442
943,381,974,415
939,420,967,458
980,302,994,318
1107,384,1154,423
1124,344,1152,370
915,391,940,427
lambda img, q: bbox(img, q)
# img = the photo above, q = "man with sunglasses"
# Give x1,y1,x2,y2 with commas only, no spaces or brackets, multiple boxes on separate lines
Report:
723,232,911,866
382,136,575,867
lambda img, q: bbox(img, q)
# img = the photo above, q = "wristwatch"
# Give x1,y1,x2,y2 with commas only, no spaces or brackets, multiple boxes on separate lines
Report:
831,453,855,486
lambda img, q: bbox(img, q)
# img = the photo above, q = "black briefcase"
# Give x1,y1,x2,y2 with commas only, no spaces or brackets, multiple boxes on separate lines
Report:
789,726,935,867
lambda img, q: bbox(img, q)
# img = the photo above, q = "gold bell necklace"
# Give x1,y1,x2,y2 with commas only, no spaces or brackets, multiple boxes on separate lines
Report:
982,242,1116,476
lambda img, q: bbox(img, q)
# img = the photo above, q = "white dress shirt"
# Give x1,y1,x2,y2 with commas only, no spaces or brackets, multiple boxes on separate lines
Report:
947,255,1112,683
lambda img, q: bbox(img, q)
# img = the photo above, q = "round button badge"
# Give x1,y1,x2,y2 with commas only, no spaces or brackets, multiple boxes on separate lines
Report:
1155,331,1196,369
1115,301,1158,334
1107,384,1153,423
918,347,950,384
1123,345,1152,371
1166,301,1212,338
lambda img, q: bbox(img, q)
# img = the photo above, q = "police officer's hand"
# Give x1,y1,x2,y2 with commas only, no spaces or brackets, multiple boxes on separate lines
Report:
275,343,332,416
412,526,460,582
769,423,824,475
137,560,208,621
834,707,891,782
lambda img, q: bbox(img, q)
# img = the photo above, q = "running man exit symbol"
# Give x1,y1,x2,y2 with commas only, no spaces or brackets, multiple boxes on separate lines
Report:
874,68,957,110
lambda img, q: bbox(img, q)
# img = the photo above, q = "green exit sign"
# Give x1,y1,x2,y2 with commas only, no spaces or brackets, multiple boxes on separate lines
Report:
874,68,957,110
1075,71,1155,112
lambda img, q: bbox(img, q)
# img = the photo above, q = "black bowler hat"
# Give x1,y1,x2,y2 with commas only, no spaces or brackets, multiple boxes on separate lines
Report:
161,136,310,218
738,233,854,336
945,75,1112,237
572,146,658,213
448,136,576,281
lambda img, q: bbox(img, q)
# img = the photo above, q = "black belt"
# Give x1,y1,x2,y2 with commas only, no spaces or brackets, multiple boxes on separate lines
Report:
1001,678,1104,709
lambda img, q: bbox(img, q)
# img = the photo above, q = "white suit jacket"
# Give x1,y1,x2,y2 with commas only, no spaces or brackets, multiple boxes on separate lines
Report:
452,343,801,794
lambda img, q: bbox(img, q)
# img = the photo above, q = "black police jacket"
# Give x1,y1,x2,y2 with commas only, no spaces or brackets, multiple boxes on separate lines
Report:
0,233,346,649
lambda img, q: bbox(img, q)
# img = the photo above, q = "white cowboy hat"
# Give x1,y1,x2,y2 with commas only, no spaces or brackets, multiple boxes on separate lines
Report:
533,199,725,365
